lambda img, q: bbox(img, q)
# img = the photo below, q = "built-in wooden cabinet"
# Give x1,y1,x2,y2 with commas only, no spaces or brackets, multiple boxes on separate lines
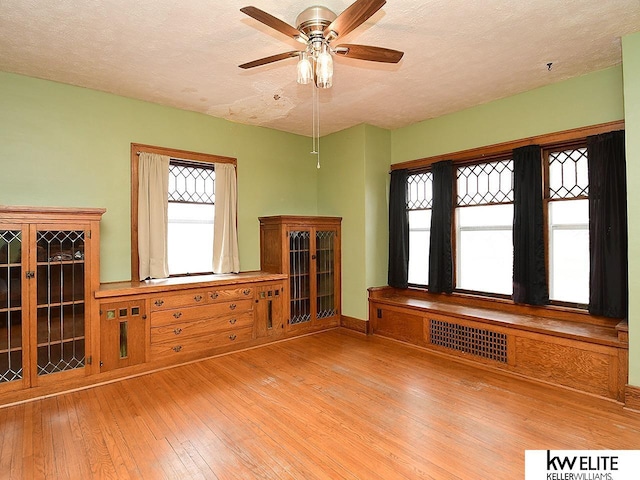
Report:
259,216,341,333
94,273,287,372
254,282,285,339
0,206,104,395
148,285,255,360
99,298,148,372
369,287,629,402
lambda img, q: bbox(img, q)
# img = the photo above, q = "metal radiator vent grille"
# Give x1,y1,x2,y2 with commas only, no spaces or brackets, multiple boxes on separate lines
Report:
430,319,508,363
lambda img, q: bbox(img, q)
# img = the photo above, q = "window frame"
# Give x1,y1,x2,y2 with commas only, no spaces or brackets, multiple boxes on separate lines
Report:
543,141,590,308
130,143,236,281
406,171,433,287
454,156,514,297
394,120,624,309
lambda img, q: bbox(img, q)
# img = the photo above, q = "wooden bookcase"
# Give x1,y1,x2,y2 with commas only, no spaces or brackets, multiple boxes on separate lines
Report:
0,206,105,395
259,216,341,333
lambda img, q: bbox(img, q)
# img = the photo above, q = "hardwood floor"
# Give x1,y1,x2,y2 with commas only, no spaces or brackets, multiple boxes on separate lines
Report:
2,329,640,479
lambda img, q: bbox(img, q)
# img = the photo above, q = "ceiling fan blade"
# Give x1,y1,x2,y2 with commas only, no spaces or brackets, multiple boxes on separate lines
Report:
334,44,404,63
240,6,306,41
239,51,301,69
324,0,386,39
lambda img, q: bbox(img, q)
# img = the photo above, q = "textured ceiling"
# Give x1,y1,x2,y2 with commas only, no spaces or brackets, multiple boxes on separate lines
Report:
1,1,639,137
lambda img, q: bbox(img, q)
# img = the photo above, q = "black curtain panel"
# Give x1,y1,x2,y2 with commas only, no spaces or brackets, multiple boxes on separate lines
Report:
388,168,409,288
588,130,628,318
512,145,548,305
428,160,454,293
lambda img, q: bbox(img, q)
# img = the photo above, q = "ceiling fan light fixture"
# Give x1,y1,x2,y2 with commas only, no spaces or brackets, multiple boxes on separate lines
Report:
297,52,313,84
315,44,333,89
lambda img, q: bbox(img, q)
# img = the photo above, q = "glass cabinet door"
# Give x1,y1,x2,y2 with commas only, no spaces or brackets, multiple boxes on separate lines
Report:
35,229,87,377
0,228,24,386
288,230,311,325
315,230,336,319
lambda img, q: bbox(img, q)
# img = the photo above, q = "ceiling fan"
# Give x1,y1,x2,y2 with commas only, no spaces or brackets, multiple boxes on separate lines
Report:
238,0,404,88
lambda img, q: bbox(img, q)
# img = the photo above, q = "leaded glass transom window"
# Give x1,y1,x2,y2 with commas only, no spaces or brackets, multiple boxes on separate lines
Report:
407,172,433,210
168,161,215,204
457,159,514,206
548,147,588,199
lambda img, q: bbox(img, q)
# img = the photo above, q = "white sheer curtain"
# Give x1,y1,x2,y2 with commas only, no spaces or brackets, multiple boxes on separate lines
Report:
213,163,240,273
138,152,170,279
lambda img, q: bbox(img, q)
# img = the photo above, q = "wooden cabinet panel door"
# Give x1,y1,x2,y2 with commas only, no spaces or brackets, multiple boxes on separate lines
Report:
100,300,147,372
254,283,285,339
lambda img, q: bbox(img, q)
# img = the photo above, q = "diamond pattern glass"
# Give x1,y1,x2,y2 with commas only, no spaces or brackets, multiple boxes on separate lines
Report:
289,231,311,325
457,159,513,206
407,172,433,210
168,162,215,204
36,230,86,376
548,147,588,199
316,231,336,319
1,229,23,384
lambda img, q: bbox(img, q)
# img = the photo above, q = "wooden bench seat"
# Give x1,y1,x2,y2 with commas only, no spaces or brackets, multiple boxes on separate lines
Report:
368,287,628,402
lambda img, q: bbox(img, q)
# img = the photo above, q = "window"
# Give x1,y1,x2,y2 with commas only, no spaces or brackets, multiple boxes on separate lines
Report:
455,159,514,295
130,143,236,281
546,146,589,305
167,161,215,275
407,172,432,285
397,122,624,311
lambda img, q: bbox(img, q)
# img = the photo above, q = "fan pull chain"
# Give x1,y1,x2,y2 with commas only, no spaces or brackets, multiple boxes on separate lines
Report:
316,86,321,169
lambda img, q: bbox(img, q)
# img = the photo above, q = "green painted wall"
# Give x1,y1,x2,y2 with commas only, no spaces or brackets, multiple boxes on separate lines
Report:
363,125,391,291
317,124,392,320
317,124,367,319
0,72,318,282
623,32,640,386
391,66,625,163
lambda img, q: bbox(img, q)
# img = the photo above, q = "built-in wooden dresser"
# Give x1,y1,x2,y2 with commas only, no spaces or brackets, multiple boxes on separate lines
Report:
96,272,288,371
148,284,255,360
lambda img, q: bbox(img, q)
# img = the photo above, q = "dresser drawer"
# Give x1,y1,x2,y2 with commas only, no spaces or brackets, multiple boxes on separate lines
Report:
149,289,210,311
151,299,253,327
208,286,254,302
150,326,253,359
151,312,254,344
150,286,254,311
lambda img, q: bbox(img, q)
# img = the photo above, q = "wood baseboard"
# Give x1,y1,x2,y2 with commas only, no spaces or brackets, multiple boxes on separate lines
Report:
341,315,369,334
625,385,640,411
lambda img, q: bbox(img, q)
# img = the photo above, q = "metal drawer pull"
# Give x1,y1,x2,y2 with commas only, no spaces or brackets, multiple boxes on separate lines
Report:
229,334,237,341
173,328,182,335
194,295,203,302
154,299,164,307
229,318,237,324
229,303,237,310
210,292,218,299
172,345,182,352
173,312,182,319
243,289,251,296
